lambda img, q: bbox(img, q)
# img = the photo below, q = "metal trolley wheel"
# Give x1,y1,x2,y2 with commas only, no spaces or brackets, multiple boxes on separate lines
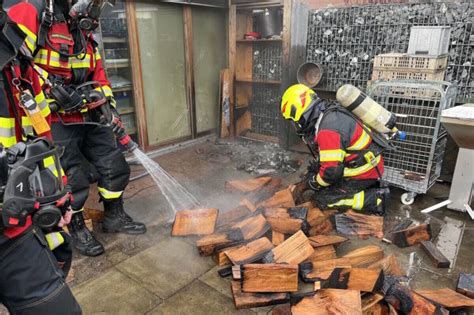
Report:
401,192,417,205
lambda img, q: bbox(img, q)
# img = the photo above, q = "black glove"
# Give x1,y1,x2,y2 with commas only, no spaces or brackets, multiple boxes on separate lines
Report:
109,106,126,139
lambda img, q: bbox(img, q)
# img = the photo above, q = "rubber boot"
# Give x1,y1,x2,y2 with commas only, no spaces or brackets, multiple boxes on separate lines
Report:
67,212,105,257
102,197,147,235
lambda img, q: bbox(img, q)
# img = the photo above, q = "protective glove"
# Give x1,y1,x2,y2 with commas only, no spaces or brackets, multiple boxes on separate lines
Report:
109,106,127,139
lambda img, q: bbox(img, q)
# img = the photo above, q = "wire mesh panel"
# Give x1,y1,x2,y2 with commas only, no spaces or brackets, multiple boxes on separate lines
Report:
250,85,281,137
253,42,283,82
368,81,457,194
306,1,473,103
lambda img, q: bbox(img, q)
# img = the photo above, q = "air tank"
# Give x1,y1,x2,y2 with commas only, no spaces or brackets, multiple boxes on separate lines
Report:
336,84,398,135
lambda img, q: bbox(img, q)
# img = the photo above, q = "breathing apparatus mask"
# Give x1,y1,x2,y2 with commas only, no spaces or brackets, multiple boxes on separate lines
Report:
293,97,327,137
68,0,111,31
1,138,69,230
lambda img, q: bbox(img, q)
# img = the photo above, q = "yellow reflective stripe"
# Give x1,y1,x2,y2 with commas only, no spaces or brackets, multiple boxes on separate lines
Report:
49,51,71,68
316,174,330,187
0,117,15,128
0,117,17,147
71,53,91,68
34,49,49,66
33,64,49,82
343,155,381,177
45,232,65,251
43,156,61,177
328,198,353,208
94,49,102,61
319,149,345,162
98,186,123,199
0,136,17,147
35,92,51,117
353,191,365,210
21,116,34,137
347,129,371,151
95,85,113,98
17,24,37,53
377,198,382,206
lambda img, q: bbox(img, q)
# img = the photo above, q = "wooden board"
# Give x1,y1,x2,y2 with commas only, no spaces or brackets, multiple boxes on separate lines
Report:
304,245,337,263
172,208,219,236
257,188,296,209
457,273,474,299
214,247,234,266
241,264,299,293
385,218,413,242
263,230,314,264
231,281,290,309
420,241,450,268
363,302,388,315
216,206,251,228
416,288,474,309
219,69,230,138
225,176,272,193
335,211,384,239
300,258,352,281
272,231,285,246
325,268,384,293
362,293,384,312
309,234,348,248
272,303,291,315
233,214,270,240
291,289,362,315
224,237,274,265
411,293,437,315
240,198,257,212
84,208,104,222
308,210,336,236
343,245,384,267
263,207,309,234
391,224,432,248
367,254,405,277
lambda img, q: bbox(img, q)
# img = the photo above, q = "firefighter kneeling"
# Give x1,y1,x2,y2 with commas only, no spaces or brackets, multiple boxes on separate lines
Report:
281,84,391,215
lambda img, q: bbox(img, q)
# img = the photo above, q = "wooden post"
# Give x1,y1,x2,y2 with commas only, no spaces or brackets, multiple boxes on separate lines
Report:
183,6,197,139
228,4,236,138
125,0,149,149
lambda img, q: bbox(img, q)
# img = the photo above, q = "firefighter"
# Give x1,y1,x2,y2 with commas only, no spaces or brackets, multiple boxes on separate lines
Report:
281,84,389,215
0,9,81,313
8,0,146,257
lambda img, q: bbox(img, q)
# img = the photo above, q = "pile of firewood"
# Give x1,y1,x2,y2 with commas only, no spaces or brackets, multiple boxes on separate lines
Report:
171,176,474,314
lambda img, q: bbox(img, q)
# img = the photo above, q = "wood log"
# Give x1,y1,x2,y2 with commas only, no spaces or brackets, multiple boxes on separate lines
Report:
171,208,219,236
343,245,384,267
257,188,295,209
335,210,384,239
239,198,257,212
263,207,309,234
457,273,474,299
367,254,405,276
304,245,337,263
197,214,270,256
385,218,413,241
272,231,285,246
225,176,272,193
83,208,103,222
416,288,474,309
224,237,274,265
291,181,311,205
214,246,234,266
263,230,314,264
216,206,251,228
391,224,432,248
362,293,384,312
420,241,450,268
300,258,352,282
324,268,384,292
241,264,299,293
291,289,362,315
309,234,348,248
231,281,290,309
410,292,437,314
239,178,284,212
272,303,291,315
232,265,241,280
363,302,388,315
307,210,336,236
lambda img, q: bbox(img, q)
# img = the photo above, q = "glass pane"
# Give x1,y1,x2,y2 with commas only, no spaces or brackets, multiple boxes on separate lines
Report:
99,0,138,138
192,7,227,133
135,2,190,146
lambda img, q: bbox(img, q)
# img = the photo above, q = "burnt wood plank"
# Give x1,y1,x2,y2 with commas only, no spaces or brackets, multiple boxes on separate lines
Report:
291,289,362,315
391,224,432,248
272,231,285,246
309,234,348,248
362,293,385,312
300,258,352,282
264,207,309,234
335,210,384,239
304,245,337,263
416,288,474,309
224,237,274,265
263,230,314,264
225,177,272,193
420,241,450,268
343,245,384,267
241,264,299,293
367,254,405,276
257,188,296,209
324,268,384,292
457,273,474,299
271,303,291,315
172,208,219,236
231,281,290,309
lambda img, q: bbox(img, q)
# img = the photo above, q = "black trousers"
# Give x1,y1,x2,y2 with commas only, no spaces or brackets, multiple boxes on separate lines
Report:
51,123,130,209
0,228,81,314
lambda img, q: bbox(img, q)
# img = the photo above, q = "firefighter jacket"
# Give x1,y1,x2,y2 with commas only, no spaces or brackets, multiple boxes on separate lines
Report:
8,2,115,123
311,106,384,188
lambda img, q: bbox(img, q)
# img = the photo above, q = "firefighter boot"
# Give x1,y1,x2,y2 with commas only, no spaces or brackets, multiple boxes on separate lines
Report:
68,212,105,257
102,197,147,235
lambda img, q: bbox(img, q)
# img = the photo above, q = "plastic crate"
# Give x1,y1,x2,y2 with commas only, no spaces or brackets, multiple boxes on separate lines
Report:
408,26,451,56
373,53,448,72
372,69,446,82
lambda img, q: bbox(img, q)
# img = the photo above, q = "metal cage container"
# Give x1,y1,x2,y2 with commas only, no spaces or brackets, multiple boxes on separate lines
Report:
367,80,457,205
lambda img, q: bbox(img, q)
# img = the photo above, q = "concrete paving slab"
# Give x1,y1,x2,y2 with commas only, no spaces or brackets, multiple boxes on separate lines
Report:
147,280,254,315
199,266,233,298
116,237,215,299
73,268,161,314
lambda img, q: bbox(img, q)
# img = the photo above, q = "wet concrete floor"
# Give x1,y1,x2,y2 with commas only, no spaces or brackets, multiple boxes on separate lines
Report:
2,138,473,314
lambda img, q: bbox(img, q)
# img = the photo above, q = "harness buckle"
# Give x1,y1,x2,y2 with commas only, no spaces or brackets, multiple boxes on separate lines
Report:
364,152,377,167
